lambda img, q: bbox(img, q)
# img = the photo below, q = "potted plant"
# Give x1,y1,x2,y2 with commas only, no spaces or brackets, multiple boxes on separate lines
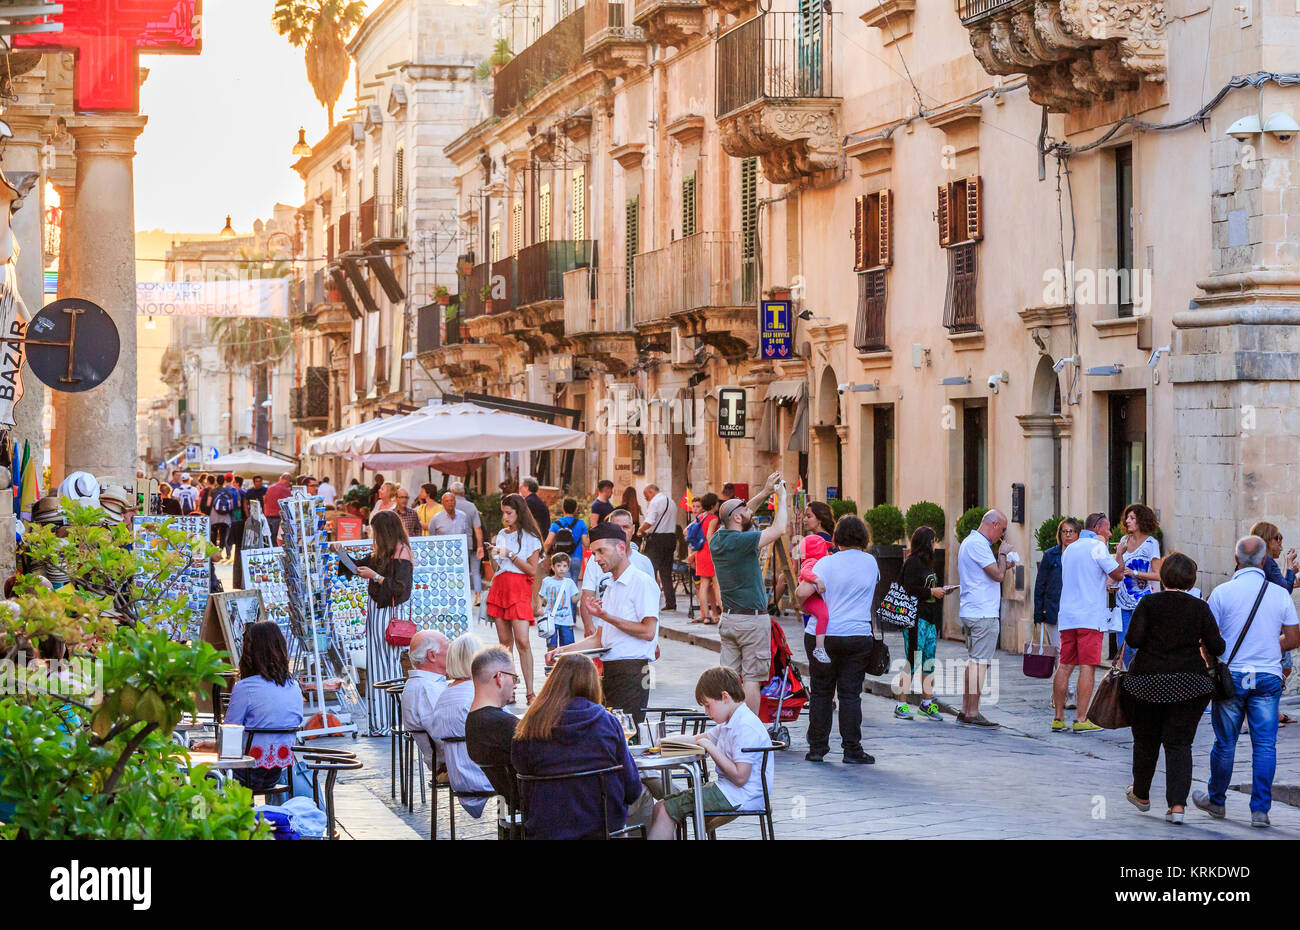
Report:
457,258,473,277
906,500,947,584
433,285,450,306
488,39,512,76
479,283,494,313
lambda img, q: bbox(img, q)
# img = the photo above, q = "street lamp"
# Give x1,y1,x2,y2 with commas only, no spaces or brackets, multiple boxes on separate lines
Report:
219,215,236,239
292,127,313,157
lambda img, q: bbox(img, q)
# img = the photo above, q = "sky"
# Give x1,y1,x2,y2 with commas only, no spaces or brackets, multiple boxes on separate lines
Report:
134,0,348,236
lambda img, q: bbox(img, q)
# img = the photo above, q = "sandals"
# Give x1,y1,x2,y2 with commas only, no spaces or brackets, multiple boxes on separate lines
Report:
1281,714,1293,727
1166,809,1185,824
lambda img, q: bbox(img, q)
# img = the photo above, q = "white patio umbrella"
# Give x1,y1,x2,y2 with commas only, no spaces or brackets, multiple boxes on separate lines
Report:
304,416,401,457
347,402,586,459
207,448,297,477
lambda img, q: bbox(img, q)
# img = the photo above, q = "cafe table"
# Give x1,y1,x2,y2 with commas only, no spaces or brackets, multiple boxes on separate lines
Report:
631,747,707,840
187,751,257,771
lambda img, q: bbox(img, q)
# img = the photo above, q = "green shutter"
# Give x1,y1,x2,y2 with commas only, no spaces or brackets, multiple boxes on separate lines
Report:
682,173,697,238
394,148,405,209
625,196,639,310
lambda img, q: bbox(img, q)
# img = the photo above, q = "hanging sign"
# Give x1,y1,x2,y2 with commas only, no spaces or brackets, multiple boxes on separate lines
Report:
717,386,747,439
0,263,27,429
23,299,121,393
137,280,291,318
759,299,792,359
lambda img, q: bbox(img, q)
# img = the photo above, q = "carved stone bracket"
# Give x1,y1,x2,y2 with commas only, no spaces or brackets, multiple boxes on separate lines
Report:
717,99,842,184
633,0,706,47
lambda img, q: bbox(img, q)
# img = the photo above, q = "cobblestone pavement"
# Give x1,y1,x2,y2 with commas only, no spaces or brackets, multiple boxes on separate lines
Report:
318,607,1300,839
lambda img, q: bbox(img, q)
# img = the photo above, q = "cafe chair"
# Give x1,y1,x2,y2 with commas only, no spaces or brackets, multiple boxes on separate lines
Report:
515,765,645,840
239,726,302,804
431,736,498,840
372,678,407,801
683,741,785,841
295,746,362,840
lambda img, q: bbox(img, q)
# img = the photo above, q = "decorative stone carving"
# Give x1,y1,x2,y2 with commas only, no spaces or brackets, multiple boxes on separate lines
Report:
962,0,1166,112
633,0,706,47
717,100,841,184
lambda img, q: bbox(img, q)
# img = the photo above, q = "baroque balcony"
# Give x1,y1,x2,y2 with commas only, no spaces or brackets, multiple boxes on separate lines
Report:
290,366,330,429
584,0,647,78
494,8,585,117
957,0,1167,111
563,265,637,373
632,0,704,48
633,231,756,358
715,10,841,184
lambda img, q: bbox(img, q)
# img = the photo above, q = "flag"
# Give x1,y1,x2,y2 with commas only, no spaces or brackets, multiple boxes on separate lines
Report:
680,488,693,511
10,438,19,507
20,439,40,518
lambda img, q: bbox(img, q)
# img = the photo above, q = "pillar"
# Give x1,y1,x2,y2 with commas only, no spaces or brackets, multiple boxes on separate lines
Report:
46,183,74,484
60,114,147,486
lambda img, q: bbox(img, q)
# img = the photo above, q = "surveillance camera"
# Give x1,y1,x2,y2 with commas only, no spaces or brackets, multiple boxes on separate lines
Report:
1052,356,1076,374
1147,345,1171,369
987,376,1000,394
986,372,1007,393
837,382,851,395
1265,112,1299,143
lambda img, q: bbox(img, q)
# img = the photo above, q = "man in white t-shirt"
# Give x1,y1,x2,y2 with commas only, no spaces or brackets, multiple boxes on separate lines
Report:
1053,512,1126,733
638,483,678,611
549,521,659,723
1195,535,1300,827
956,509,1017,727
317,476,337,507
580,509,656,635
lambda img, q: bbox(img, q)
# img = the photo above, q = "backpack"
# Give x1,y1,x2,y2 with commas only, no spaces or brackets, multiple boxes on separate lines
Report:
551,517,577,556
213,488,235,515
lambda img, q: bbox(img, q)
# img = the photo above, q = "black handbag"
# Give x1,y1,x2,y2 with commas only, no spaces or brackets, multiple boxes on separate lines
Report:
866,615,891,676
1211,579,1269,701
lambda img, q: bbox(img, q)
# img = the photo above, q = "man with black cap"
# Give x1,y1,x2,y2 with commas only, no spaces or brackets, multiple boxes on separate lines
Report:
548,520,659,724
709,472,788,711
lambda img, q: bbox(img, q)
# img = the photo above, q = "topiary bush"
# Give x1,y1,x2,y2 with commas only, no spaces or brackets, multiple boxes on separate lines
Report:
1035,515,1080,552
904,501,946,542
863,503,905,546
955,506,988,543
828,499,858,522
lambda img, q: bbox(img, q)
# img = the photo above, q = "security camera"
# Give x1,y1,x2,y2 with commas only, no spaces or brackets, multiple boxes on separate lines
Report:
1265,112,1299,143
986,371,1008,393
1052,356,1077,374
1147,345,1171,369
837,382,851,395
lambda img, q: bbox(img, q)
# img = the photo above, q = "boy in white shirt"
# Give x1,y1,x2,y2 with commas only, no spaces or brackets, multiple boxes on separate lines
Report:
648,666,774,839
537,553,580,649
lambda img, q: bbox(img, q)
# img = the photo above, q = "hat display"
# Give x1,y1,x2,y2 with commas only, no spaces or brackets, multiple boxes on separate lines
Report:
31,496,64,525
97,484,133,524
57,471,100,508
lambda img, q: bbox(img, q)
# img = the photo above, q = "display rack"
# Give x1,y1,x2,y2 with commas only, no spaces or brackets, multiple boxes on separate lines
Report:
132,514,210,641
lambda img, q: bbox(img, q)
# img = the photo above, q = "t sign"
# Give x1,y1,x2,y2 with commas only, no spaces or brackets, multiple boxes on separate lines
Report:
14,0,202,113
717,386,746,439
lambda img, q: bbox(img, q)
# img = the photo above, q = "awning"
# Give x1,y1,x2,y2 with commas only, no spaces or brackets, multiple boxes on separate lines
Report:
757,380,808,454
207,448,298,477
765,380,806,406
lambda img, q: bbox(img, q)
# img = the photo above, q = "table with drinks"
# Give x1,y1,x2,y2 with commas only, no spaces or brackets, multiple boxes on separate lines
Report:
618,711,708,841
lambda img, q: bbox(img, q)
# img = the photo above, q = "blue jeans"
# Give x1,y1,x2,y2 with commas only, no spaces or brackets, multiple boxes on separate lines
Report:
1116,608,1137,667
1208,671,1282,813
547,625,576,650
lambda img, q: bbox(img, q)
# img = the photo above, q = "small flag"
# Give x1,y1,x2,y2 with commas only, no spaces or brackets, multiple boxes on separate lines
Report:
680,488,694,511
19,439,39,518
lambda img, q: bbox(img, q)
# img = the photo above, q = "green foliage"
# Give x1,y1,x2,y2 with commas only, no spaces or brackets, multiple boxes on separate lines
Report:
828,499,858,522
904,501,946,542
491,38,513,65
956,506,989,543
1036,515,1080,553
271,0,365,47
471,491,503,541
863,504,905,546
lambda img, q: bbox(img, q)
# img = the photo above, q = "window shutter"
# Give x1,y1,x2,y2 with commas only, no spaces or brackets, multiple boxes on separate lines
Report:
539,184,552,242
490,224,501,262
511,202,523,254
372,162,379,199
681,173,697,238
877,189,892,266
394,148,405,209
740,157,757,259
965,176,982,241
937,184,952,247
853,195,866,271
572,167,586,240
625,196,639,295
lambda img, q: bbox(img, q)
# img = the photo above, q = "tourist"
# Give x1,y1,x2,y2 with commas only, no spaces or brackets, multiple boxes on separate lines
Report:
209,474,234,557
429,491,473,548
685,496,707,622
1115,503,1163,666
1034,518,1081,708
796,515,879,764
429,633,497,817
158,482,182,517
538,553,579,650
449,481,484,607
244,474,267,509
317,475,337,507
263,473,293,544
369,473,386,509
894,525,947,721
1251,520,1297,722
956,509,1017,728
486,493,544,704
638,483,678,611
211,621,303,790
416,483,443,533
393,487,422,539
710,472,788,712
198,473,216,515
1053,512,1126,733
1120,553,1223,824
401,629,451,771
648,666,774,840
694,492,721,626
579,509,657,637
543,497,589,582
228,476,247,565
619,486,642,543
370,481,398,523
334,510,413,736
590,479,615,527
549,521,658,723
510,653,644,840
518,476,552,543
465,645,521,810
1194,535,1300,828
175,474,198,514
800,533,832,664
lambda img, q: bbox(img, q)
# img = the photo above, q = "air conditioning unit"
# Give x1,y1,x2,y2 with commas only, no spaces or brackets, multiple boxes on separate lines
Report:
525,363,551,404
671,330,697,367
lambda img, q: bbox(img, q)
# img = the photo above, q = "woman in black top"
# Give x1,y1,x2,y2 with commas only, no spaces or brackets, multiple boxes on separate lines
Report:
1120,552,1226,823
893,526,949,721
335,509,414,736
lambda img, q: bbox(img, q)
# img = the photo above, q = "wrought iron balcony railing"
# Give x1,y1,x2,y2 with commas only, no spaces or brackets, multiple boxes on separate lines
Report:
716,10,834,119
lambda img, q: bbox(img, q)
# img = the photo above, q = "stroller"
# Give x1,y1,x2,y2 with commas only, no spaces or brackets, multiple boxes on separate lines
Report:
758,619,808,748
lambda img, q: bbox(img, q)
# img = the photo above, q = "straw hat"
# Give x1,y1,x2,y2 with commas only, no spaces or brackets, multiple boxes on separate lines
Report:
31,496,64,525
97,484,133,524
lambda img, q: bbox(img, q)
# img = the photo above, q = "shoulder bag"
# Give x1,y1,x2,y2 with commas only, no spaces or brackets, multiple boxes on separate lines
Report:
1210,578,1269,701
1023,622,1058,679
385,599,417,648
876,580,918,629
865,612,891,677
1087,662,1129,729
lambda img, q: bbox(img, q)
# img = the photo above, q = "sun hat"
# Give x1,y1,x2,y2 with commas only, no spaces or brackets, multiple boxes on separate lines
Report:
57,472,100,508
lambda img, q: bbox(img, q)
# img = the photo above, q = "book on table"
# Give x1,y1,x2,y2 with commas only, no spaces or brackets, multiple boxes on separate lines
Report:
657,735,706,757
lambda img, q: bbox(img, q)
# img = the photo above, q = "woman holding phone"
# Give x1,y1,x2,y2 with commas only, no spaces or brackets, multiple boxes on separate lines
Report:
893,525,950,721
486,493,545,704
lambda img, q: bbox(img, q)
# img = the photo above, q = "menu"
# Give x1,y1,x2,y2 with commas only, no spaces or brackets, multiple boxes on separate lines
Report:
132,514,211,641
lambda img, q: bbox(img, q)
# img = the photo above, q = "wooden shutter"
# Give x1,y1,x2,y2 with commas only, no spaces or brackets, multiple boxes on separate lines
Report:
539,184,552,242
853,195,866,271
877,189,892,266
625,195,639,295
572,167,586,240
740,157,757,259
965,175,982,241
394,148,405,209
372,161,379,199
937,184,952,247
490,224,501,262
681,173,697,238
510,202,523,254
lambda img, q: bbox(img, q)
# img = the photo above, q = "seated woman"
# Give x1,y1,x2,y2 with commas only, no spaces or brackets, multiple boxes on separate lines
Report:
428,633,496,817
510,654,643,840
214,621,303,790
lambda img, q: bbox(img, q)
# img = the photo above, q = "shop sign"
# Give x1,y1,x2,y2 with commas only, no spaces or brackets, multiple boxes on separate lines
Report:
759,300,792,359
718,386,746,438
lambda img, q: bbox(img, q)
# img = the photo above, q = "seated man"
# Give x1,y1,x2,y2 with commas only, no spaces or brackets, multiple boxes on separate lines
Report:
402,630,450,772
648,667,774,840
465,646,520,811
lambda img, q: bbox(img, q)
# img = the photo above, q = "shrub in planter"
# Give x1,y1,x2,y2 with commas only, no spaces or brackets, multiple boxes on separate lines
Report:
955,506,988,543
904,501,945,542
828,499,858,522
863,504,905,547
1035,514,1081,552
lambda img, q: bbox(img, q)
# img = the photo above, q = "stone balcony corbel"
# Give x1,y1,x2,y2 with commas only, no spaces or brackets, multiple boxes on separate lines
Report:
859,0,915,44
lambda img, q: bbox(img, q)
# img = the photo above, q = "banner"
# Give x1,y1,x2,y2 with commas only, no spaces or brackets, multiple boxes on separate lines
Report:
0,262,28,430
136,279,291,318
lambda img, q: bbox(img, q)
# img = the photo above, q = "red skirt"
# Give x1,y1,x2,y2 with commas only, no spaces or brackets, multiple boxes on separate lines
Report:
487,570,535,622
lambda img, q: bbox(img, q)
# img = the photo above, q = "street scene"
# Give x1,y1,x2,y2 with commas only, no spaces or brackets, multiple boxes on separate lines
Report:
1,0,1299,895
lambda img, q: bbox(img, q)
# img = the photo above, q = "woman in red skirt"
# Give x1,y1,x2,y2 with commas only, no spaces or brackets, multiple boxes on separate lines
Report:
486,493,544,702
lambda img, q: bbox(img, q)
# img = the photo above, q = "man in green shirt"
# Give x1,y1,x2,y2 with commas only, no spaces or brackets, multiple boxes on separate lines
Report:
708,472,788,711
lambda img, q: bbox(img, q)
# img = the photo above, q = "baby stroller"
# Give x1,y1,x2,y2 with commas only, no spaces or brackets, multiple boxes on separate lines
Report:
758,619,808,748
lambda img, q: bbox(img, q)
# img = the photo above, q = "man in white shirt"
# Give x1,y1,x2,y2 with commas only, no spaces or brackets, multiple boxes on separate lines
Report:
1053,512,1126,733
638,483,678,611
956,509,1018,727
402,629,451,771
317,476,337,507
550,521,659,723
580,508,656,636
1195,535,1300,827
449,481,485,606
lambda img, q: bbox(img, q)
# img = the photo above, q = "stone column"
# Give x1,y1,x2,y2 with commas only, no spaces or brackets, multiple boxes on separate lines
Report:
60,115,147,486
46,183,75,483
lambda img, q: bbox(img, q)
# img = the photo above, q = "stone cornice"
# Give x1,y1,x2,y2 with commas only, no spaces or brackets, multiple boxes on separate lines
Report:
66,114,148,157
1017,412,1072,438
611,142,647,169
1018,303,1072,328
859,0,915,42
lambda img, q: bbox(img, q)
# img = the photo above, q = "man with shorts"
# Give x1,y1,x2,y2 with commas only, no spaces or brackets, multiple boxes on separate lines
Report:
1053,512,1126,733
956,509,1017,727
708,472,787,712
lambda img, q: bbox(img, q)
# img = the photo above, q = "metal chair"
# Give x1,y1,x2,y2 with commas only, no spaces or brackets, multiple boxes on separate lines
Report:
431,735,498,840
515,765,645,840
372,678,407,801
298,751,363,840
238,726,302,804
684,741,785,840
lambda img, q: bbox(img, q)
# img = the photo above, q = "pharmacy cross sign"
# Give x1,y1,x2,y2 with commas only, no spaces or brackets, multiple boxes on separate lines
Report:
13,0,202,113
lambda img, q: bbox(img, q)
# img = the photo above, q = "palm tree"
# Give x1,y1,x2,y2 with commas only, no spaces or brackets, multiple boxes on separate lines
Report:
272,0,367,128
207,250,294,450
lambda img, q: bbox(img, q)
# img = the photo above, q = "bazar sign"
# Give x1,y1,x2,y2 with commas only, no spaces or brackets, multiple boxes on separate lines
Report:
136,280,290,318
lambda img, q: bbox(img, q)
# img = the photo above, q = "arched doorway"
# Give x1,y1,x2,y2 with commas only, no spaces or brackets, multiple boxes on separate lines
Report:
1020,355,1071,540
814,365,842,500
